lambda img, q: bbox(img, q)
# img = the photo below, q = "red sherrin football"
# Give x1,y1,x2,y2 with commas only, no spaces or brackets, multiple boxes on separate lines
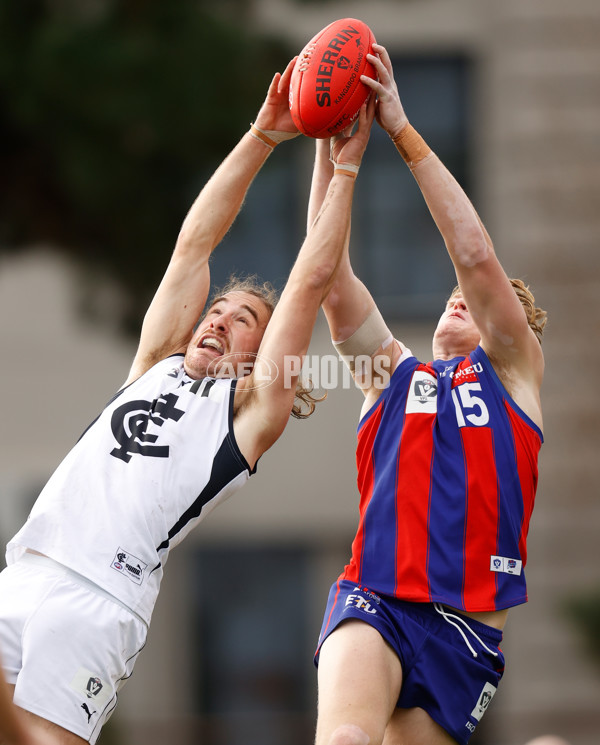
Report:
289,18,377,138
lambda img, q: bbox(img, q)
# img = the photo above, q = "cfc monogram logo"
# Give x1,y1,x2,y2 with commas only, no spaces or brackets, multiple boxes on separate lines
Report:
110,393,185,463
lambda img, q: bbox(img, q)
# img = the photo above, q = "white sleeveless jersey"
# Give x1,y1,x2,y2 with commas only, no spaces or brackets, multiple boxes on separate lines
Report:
7,355,254,624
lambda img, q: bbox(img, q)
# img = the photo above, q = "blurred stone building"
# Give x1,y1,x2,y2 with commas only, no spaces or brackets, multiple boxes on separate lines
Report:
1,1,599,744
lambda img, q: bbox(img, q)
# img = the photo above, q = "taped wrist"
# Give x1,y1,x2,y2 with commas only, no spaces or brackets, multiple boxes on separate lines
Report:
250,123,300,150
391,124,433,169
334,162,360,180
333,307,393,373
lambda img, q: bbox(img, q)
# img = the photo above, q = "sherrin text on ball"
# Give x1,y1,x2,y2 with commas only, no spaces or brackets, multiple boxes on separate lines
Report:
289,18,377,138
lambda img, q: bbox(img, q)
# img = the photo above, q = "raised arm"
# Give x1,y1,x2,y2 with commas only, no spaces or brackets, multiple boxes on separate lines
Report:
307,138,375,341
362,44,544,406
233,98,376,467
308,123,403,409
124,59,300,386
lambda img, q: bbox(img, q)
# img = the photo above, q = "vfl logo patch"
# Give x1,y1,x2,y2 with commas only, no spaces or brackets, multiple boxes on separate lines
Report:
111,547,148,585
470,681,497,722
405,370,438,414
110,392,185,463
70,668,112,709
490,555,523,576
86,677,103,697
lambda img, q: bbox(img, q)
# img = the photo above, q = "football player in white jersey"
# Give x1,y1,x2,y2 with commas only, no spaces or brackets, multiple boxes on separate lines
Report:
0,60,375,744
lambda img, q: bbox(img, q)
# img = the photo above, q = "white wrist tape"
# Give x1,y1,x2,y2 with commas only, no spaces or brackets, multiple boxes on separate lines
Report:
334,162,360,179
333,307,393,373
249,123,300,150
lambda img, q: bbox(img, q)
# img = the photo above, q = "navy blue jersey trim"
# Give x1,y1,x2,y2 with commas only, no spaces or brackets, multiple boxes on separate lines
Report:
228,379,256,475
154,434,248,556
89,634,147,742
153,381,250,559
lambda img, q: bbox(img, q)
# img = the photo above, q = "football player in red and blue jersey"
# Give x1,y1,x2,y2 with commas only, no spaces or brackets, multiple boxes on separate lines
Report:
308,42,547,745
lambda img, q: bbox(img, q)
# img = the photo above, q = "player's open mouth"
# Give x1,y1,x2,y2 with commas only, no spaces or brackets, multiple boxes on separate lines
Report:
200,336,225,355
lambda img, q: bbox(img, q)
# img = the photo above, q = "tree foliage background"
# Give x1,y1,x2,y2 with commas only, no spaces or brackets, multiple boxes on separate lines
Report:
0,0,292,334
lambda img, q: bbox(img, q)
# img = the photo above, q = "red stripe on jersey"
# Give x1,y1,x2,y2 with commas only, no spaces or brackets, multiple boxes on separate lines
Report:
460,426,499,609
505,402,541,566
346,401,384,582
394,410,435,598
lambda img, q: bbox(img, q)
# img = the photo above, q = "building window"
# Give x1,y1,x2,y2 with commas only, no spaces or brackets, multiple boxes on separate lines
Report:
352,54,472,320
192,546,313,745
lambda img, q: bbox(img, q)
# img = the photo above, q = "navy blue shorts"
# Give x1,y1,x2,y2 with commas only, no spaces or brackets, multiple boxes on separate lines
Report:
315,580,505,745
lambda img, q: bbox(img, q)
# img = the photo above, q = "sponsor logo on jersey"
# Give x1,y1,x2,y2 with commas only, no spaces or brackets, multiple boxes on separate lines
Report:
490,555,522,576
353,585,381,605
344,591,378,615
470,681,497,722
451,361,483,388
81,702,96,723
405,370,438,414
111,547,148,585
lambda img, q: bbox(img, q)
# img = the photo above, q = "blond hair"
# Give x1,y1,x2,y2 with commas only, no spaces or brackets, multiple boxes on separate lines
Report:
208,275,325,419
450,279,547,344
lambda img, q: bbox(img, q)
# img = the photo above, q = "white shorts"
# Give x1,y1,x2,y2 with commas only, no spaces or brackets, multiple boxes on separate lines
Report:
0,553,148,744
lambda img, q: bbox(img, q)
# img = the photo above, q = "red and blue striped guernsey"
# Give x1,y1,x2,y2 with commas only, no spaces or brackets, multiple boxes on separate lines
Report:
343,345,543,612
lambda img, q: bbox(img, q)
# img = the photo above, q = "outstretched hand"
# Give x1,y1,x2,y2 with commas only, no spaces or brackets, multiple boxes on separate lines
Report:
329,92,376,168
361,43,408,139
254,57,300,134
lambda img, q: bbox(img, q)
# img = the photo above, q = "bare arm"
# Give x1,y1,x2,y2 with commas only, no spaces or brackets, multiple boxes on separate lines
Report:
124,59,299,386
234,99,376,467
363,44,544,411
309,128,402,407
308,138,374,340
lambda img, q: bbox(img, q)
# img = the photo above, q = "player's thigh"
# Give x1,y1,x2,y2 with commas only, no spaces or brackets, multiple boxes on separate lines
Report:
1,684,86,745
316,619,403,745
20,703,88,745
382,706,457,745
13,562,146,743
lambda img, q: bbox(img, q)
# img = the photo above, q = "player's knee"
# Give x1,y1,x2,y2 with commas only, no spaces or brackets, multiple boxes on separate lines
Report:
327,724,370,745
